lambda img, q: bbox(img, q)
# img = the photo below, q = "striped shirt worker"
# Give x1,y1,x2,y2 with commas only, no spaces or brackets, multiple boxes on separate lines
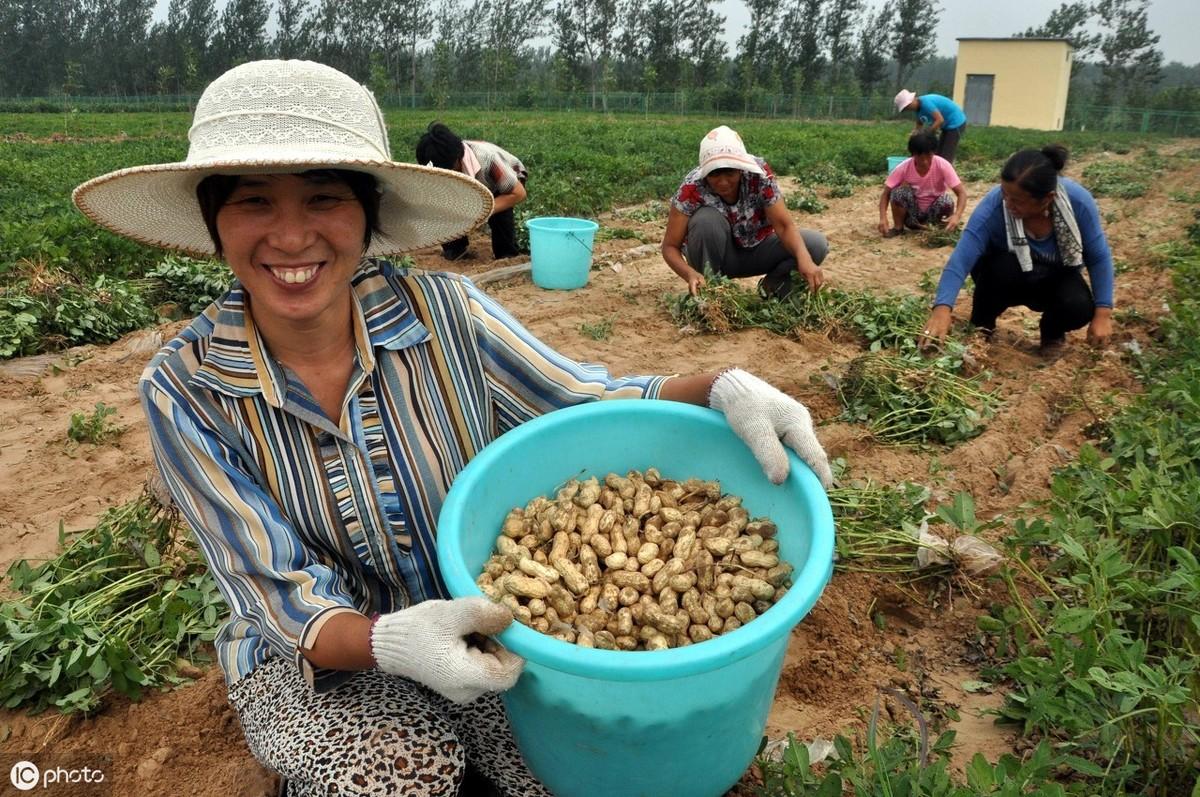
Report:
141,260,667,693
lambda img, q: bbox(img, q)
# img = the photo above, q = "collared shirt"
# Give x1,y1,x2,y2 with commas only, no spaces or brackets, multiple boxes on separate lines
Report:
670,157,781,249
140,260,666,692
464,140,527,197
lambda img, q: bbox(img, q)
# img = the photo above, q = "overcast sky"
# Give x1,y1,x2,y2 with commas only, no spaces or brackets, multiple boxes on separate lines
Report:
715,0,1198,64
153,0,1199,65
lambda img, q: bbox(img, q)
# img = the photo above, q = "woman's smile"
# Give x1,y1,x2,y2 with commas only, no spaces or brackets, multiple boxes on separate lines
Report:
215,173,367,329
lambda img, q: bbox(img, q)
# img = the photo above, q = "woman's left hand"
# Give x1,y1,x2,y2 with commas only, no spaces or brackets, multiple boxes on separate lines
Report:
1087,309,1114,347
943,214,961,230
708,369,833,488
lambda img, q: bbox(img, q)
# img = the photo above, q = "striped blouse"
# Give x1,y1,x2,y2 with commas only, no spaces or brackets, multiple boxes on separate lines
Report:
140,259,667,692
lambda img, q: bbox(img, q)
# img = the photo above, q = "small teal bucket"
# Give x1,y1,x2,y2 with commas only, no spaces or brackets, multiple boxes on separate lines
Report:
525,217,599,290
887,155,907,174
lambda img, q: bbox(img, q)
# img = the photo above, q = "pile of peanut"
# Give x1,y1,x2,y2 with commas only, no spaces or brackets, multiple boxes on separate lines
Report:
476,468,793,651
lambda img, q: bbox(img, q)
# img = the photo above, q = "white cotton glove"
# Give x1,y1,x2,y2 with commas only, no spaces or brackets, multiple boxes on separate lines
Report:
708,368,834,489
370,597,524,704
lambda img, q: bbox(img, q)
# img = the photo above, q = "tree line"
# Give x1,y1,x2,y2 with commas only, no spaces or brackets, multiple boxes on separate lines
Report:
0,0,1187,111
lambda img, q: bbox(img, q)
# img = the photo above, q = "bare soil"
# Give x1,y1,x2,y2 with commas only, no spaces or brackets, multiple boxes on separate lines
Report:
2,143,1195,796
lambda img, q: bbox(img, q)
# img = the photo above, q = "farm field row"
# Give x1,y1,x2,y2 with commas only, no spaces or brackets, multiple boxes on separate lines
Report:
0,112,1196,795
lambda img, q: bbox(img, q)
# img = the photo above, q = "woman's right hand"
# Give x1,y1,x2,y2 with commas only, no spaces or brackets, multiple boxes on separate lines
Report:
919,305,954,350
878,219,891,237
371,597,523,704
686,270,707,296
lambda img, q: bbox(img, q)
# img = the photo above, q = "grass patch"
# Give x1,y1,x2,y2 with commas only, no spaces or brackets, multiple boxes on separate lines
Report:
595,225,645,243
786,188,826,213
1081,156,1158,199
67,402,121,444
975,240,1200,794
579,316,615,341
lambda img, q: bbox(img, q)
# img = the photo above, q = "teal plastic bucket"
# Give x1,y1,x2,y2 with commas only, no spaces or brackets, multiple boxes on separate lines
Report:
887,155,907,174
525,216,599,290
438,401,835,797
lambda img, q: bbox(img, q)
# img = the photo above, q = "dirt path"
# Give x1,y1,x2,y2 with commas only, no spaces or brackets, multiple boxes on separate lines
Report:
1,143,1195,795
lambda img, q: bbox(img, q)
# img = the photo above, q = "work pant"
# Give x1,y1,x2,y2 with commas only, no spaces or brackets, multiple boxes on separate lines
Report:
227,656,551,797
683,206,828,283
937,125,965,163
968,251,1095,343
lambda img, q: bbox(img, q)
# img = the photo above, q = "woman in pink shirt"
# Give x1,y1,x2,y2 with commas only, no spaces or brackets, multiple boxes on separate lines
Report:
878,130,968,237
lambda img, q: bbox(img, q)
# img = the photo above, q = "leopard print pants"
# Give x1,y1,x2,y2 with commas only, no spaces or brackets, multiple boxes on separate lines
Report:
227,657,553,797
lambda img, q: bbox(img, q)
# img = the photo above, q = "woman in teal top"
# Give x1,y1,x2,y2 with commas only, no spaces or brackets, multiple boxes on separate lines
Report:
894,90,968,162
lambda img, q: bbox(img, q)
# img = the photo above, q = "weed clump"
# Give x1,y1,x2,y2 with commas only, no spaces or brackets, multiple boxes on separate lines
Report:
0,490,224,713
838,350,996,445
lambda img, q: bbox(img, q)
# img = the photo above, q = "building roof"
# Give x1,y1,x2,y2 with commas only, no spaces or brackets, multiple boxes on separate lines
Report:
956,37,1072,43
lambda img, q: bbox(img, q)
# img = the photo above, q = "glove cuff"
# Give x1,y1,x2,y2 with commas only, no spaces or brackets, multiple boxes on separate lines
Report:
706,366,739,407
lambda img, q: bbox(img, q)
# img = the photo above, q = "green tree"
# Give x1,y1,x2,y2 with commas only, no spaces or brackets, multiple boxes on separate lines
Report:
890,0,939,90
475,0,546,97
824,0,862,90
855,1,892,96
0,0,86,95
553,0,619,109
78,0,155,95
737,0,785,104
1017,1,1098,81
272,0,310,58
379,0,432,107
1094,0,1162,106
783,0,826,93
210,0,269,73
679,0,726,89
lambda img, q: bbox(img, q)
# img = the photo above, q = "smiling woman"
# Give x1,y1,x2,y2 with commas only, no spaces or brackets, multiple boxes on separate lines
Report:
69,59,835,797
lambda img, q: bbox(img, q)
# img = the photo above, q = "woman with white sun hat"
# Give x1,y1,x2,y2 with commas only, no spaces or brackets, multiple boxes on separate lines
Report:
661,124,830,301
73,59,833,795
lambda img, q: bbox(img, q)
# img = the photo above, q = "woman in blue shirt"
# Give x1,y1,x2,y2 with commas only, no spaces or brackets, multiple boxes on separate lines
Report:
894,90,968,162
919,145,1115,354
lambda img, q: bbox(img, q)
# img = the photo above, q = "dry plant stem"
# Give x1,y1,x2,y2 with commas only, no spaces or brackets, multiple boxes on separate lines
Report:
1002,570,1046,641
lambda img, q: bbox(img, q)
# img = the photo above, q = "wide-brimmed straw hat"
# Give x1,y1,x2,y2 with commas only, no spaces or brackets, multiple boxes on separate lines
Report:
72,60,492,258
894,89,917,114
697,125,764,178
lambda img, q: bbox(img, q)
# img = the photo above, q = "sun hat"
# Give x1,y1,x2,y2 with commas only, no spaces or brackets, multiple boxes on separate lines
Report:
894,89,917,114
72,60,492,258
697,125,765,178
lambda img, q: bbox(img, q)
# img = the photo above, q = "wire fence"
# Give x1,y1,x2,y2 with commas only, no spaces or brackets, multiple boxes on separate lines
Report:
2,91,1199,135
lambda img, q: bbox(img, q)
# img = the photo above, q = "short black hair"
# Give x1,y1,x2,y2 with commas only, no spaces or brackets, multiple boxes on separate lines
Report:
1000,145,1069,199
196,169,382,256
907,130,939,156
415,122,463,170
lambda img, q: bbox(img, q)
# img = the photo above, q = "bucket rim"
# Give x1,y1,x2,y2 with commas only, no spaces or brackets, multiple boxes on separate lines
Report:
438,401,835,682
524,216,600,232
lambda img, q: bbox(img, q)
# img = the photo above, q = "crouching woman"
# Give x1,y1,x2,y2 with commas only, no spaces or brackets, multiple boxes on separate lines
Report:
920,145,1115,354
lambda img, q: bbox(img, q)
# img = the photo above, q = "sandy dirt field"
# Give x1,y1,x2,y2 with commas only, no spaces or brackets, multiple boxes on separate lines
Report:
1,143,1194,796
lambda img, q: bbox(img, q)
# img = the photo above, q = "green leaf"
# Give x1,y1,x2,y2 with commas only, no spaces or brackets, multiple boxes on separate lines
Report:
976,616,1005,633
88,657,109,682
1054,607,1096,634
1063,754,1106,777
814,775,842,797
966,754,995,790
